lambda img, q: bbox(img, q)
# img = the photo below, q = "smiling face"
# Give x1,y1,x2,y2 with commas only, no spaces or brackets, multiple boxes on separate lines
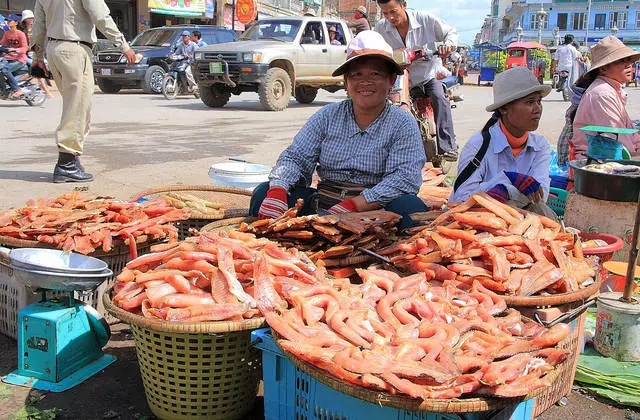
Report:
600,56,638,84
499,92,544,134
344,56,396,113
379,0,408,28
7,19,18,30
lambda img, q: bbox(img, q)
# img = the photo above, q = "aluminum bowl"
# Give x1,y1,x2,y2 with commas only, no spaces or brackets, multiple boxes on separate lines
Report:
9,264,113,291
1,247,108,274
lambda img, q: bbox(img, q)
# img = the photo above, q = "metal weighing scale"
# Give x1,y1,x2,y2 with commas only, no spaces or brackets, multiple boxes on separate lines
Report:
579,125,638,161
0,247,115,392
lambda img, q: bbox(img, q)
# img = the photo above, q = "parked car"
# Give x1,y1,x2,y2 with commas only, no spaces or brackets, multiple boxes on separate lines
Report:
94,25,237,94
193,16,352,111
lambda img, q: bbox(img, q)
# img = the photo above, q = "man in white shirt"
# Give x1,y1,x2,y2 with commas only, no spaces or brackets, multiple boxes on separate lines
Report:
375,0,459,161
553,34,581,91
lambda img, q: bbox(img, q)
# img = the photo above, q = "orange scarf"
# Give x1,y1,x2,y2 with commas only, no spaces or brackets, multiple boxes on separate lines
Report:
499,120,529,157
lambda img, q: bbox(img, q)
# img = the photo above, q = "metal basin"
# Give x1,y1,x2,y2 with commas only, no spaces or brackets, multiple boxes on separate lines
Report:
0,247,108,274
8,264,113,291
569,159,640,202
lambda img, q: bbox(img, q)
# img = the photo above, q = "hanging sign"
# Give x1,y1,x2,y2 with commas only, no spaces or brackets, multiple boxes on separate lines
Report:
235,0,257,25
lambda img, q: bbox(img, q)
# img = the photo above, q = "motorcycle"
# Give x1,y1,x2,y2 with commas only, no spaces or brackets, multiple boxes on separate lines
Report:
162,53,199,100
389,48,459,173
557,70,570,102
0,47,47,106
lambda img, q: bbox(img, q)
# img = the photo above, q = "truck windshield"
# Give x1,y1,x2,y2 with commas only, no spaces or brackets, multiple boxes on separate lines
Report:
131,29,175,47
240,20,301,42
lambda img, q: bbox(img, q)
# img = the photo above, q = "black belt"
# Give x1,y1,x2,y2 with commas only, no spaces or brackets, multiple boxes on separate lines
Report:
47,37,93,49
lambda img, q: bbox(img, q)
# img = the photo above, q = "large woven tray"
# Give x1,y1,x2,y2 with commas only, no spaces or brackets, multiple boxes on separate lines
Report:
502,274,601,307
271,328,564,414
131,185,253,240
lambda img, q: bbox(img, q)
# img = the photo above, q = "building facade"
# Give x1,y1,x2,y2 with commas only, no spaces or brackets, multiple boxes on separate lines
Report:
500,0,640,49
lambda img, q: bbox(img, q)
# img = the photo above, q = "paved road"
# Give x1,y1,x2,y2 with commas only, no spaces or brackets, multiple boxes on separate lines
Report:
2,83,640,419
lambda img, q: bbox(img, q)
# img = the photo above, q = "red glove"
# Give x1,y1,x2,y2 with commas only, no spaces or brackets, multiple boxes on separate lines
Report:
258,187,288,219
327,198,358,214
486,184,509,203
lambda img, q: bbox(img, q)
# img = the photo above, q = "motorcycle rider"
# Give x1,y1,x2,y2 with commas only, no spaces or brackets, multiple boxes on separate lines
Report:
375,0,459,162
191,30,207,48
20,9,52,98
0,14,28,99
171,30,197,90
553,34,581,92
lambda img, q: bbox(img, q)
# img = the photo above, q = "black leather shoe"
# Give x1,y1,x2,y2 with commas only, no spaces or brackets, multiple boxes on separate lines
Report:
53,152,93,183
442,151,458,162
75,155,85,172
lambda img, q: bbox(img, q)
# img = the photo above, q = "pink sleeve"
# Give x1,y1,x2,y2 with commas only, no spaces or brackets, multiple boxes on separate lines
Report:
0,32,7,46
572,89,623,157
16,31,28,55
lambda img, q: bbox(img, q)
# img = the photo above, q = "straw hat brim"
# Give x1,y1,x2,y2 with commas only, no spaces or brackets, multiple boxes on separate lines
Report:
332,53,403,77
486,83,551,112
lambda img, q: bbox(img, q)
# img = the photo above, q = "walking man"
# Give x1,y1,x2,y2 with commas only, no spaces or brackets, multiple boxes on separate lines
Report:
375,0,459,161
31,0,135,183
553,34,581,91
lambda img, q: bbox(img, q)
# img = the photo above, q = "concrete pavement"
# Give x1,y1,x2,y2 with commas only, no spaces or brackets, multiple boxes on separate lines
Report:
2,83,640,419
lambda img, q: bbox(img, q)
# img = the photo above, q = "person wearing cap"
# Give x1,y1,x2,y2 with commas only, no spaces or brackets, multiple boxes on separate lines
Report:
328,26,342,46
31,0,135,183
571,36,640,158
250,31,427,229
553,34,581,92
450,67,552,211
171,30,198,89
375,0,459,162
0,14,28,98
19,9,52,98
348,6,371,35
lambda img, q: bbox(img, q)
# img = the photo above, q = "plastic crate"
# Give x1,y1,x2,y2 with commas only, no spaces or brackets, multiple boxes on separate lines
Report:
252,328,535,420
547,187,568,217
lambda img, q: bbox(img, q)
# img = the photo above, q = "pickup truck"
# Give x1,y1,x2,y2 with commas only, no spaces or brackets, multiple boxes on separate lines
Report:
193,16,352,111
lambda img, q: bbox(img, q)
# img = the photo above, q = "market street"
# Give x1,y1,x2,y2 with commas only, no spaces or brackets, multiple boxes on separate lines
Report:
1,83,640,419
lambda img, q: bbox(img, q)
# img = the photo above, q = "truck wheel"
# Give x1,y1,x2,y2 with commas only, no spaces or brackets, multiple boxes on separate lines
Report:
200,84,231,108
259,67,291,111
143,65,166,94
294,86,317,104
97,78,122,93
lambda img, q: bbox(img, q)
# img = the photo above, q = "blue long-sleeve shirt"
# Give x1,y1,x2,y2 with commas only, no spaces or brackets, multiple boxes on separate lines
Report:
269,100,425,205
450,121,551,206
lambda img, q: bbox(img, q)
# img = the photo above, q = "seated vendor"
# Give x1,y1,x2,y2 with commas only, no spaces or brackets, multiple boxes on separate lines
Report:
572,36,640,158
249,31,427,229
449,67,552,209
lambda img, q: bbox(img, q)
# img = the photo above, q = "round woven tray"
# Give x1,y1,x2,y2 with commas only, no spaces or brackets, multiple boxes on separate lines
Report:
131,185,252,221
271,330,563,413
201,216,257,233
502,274,601,307
0,232,152,251
103,288,265,334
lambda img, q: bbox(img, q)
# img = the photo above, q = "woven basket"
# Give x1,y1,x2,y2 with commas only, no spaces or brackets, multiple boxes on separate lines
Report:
104,291,265,420
131,185,253,240
502,273,601,307
271,328,562,414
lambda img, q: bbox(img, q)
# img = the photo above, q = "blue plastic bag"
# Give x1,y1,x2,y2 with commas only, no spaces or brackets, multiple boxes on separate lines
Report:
549,150,569,177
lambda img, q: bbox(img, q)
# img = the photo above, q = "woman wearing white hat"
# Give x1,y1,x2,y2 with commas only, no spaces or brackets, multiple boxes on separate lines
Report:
250,31,427,229
20,9,52,98
450,67,552,211
571,36,640,158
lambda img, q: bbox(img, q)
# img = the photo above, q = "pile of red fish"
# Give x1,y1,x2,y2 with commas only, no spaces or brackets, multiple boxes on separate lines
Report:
0,192,190,255
259,267,569,400
418,167,452,209
390,193,596,296
112,230,325,322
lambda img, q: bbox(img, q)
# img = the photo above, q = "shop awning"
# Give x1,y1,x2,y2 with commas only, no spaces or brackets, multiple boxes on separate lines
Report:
150,8,204,17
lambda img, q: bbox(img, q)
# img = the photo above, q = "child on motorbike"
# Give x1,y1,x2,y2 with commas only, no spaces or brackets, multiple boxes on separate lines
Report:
450,67,553,215
0,14,28,98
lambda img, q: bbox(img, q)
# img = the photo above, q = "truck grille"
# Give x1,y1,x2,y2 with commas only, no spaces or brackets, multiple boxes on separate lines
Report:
197,64,239,77
203,52,239,62
97,53,122,63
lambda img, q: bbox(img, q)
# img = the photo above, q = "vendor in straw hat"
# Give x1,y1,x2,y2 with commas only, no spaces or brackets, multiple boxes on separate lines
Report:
250,31,427,229
571,36,640,158
450,67,553,212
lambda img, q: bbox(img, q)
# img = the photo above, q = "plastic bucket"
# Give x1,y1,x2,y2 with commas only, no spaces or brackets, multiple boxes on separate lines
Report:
585,134,627,160
594,291,640,361
208,162,271,191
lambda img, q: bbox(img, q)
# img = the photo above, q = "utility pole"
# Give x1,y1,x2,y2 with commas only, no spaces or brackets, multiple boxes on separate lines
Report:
585,0,592,48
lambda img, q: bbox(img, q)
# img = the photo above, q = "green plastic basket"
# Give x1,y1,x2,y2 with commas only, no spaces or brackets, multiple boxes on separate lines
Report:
547,187,568,217
104,293,264,420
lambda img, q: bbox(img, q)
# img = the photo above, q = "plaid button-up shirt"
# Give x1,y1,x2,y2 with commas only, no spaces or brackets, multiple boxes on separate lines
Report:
269,100,425,205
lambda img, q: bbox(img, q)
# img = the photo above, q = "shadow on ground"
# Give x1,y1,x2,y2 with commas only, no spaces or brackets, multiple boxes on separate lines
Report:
0,170,52,183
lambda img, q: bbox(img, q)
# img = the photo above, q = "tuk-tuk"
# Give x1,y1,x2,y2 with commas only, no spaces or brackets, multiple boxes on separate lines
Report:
476,42,504,86
505,41,548,84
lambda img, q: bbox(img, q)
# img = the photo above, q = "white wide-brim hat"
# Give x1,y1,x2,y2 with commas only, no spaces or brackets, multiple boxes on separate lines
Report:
486,66,551,112
332,30,403,77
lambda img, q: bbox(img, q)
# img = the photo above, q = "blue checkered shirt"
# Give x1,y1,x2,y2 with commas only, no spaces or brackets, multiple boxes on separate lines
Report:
269,100,426,205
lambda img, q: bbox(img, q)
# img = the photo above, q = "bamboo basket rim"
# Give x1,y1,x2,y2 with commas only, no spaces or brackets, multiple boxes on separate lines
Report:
0,234,153,255
201,216,257,233
131,184,253,221
271,329,564,413
103,288,266,334
502,275,601,307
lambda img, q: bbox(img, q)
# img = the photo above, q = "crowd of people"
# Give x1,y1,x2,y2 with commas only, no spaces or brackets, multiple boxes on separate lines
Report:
2,0,639,230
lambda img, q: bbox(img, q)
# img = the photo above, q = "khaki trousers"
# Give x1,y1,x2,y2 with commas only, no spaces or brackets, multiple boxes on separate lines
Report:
46,40,94,155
